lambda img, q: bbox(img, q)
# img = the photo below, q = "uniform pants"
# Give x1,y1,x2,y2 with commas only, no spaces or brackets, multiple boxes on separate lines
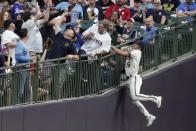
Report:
128,74,157,117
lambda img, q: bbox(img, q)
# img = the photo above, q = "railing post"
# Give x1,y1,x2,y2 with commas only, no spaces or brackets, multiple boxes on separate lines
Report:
96,56,102,94
32,61,39,103
77,58,81,97
52,59,60,100
12,66,17,105
172,28,178,61
153,32,159,70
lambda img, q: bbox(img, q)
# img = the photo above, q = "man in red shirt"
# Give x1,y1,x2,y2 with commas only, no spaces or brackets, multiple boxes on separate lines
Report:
104,0,131,21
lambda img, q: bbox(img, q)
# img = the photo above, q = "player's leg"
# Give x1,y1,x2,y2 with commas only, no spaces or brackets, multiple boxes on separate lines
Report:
128,75,162,108
132,100,156,127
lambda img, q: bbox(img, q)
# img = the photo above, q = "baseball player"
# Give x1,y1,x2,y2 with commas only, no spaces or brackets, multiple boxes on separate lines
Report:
111,41,162,127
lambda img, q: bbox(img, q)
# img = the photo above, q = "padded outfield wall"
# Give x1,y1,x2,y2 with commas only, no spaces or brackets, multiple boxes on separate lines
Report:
0,55,196,131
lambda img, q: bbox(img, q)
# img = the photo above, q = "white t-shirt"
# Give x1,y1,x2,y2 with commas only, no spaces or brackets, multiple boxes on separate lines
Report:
22,18,43,53
125,49,141,76
1,30,19,65
81,24,111,55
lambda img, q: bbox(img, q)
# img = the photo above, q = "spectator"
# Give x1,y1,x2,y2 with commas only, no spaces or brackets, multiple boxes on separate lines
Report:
83,0,104,22
142,17,157,45
81,19,111,56
96,0,114,12
46,12,79,99
117,18,137,44
161,0,180,12
10,0,24,21
21,2,50,56
1,20,19,66
109,11,122,30
47,12,79,60
70,25,85,53
0,1,11,29
15,28,35,103
130,0,146,23
104,0,131,21
141,0,154,9
146,0,167,24
15,2,34,36
0,11,12,41
55,0,83,28
177,0,196,17
15,28,34,64
77,0,87,7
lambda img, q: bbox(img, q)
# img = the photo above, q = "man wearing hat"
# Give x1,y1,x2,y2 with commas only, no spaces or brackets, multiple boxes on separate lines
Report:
111,41,162,127
117,18,137,44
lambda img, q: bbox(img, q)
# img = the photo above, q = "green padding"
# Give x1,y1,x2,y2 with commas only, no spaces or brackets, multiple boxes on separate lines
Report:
80,20,95,30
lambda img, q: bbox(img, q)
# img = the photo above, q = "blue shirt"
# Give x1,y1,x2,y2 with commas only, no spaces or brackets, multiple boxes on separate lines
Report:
178,2,196,12
11,2,24,21
56,2,83,31
142,26,157,45
75,33,84,52
15,40,31,64
56,2,83,18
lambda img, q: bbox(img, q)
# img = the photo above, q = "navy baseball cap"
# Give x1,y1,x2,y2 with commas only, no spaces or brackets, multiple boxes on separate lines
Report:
136,40,144,50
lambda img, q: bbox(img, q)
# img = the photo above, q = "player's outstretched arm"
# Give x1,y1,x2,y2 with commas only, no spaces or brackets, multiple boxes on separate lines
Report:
111,46,130,57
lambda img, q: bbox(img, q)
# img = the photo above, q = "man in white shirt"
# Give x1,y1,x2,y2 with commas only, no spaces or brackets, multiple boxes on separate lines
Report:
21,2,50,55
111,41,162,127
1,20,19,66
81,19,111,57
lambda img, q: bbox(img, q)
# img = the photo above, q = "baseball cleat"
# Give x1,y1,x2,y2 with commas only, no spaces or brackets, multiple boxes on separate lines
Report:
146,114,156,127
156,96,162,108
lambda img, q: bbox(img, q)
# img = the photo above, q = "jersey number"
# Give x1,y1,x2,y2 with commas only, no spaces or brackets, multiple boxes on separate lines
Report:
127,62,130,67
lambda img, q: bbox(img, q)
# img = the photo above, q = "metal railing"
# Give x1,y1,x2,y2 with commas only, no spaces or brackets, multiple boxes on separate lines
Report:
0,16,195,107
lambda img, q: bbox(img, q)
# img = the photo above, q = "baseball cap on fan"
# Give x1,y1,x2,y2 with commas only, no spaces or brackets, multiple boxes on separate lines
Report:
127,18,135,24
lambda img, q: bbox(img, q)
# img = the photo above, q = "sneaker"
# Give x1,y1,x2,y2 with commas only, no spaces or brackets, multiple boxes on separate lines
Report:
146,115,156,127
156,96,162,108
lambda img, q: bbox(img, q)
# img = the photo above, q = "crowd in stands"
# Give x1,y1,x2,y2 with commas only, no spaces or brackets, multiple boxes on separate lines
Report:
0,0,195,104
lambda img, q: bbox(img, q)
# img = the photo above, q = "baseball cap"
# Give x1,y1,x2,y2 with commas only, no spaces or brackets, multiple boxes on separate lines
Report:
127,18,135,24
135,40,144,50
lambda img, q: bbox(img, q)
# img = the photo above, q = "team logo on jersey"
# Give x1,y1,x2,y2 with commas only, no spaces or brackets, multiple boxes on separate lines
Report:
64,42,69,47
163,3,174,11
